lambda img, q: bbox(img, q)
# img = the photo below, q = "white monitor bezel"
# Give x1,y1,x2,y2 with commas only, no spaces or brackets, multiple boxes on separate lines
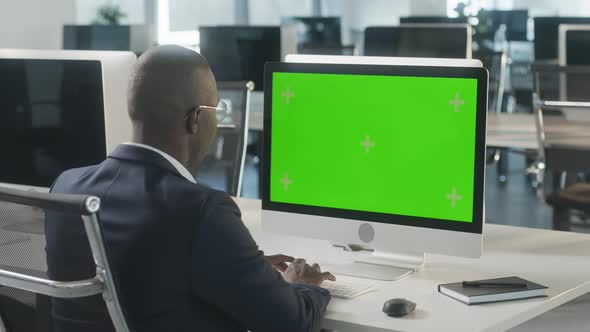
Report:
558,24,590,66
262,56,486,259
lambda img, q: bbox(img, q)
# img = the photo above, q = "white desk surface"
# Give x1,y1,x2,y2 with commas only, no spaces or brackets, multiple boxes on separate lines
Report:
235,198,590,332
486,113,538,150
486,113,590,150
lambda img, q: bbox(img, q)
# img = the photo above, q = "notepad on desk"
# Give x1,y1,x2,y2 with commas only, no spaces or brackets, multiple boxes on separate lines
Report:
438,276,548,305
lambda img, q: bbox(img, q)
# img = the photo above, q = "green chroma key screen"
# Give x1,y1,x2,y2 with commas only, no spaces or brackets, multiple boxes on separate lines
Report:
270,72,478,223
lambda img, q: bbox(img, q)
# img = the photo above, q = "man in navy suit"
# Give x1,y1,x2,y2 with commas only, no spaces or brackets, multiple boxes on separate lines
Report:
45,45,335,332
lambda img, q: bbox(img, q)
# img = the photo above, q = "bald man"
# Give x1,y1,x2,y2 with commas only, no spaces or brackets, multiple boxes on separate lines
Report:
45,45,334,332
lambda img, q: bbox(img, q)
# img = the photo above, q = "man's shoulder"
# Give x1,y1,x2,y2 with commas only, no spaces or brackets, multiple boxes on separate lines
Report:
51,165,100,193
51,160,240,218
163,179,241,218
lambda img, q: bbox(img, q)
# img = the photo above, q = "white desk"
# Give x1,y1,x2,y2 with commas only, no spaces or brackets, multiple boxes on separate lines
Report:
235,198,590,332
486,113,538,150
486,113,590,151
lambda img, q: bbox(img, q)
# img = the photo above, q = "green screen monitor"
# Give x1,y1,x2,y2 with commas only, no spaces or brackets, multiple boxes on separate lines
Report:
262,59,488,280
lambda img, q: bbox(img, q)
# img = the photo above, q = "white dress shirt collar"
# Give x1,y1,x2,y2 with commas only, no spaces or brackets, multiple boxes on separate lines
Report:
123,142,196,184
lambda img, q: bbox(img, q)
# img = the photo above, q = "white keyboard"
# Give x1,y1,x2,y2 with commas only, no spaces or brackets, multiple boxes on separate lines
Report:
321,280,376,299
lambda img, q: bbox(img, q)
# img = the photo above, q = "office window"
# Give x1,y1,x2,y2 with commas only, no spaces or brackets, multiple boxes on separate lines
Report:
157,0,199,48
76,0,145,24
157,0,235,49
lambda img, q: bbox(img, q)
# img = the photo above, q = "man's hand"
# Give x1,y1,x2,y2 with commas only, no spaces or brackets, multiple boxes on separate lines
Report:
282,259,336,286
266,254,294,272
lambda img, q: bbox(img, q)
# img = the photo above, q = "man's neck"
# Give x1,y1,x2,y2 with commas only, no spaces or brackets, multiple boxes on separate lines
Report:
131,133,188,167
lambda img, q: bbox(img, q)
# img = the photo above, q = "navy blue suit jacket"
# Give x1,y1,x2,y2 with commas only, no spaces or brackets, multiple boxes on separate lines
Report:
45,144,330,332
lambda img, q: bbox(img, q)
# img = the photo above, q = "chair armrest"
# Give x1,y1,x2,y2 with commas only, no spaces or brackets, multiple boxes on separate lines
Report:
0,186,99,215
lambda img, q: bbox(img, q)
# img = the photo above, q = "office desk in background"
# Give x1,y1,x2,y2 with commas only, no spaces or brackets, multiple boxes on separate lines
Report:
235,198,590,332
486,113,538,150
487,113,590,150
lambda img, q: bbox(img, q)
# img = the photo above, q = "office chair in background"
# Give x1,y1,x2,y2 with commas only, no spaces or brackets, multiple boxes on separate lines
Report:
531,64,590,231
197,81,254,197
0,187,130,332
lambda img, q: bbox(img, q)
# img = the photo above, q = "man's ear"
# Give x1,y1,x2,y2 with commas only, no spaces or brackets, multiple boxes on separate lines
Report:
186,109,200,135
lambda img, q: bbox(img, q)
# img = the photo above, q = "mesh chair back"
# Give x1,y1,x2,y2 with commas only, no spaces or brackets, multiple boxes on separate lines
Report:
0,196,49,332
198,81,254,196
0,186,130,332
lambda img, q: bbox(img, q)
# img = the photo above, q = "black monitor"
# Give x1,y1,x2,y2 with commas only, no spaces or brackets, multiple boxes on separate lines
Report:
479,10,528,41
63,25,152,54
283,17,342,48
534,17,590,61
0,59,106,187
199,26,281,91
64,25,129,51
566,30,590,65
364,26,471,58
400,16,468,24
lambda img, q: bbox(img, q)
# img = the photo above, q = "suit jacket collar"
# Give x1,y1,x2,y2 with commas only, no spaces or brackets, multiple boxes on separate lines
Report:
108,144,193,182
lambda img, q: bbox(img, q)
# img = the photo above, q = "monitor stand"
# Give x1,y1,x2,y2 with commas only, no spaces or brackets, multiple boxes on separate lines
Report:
327,250,425,281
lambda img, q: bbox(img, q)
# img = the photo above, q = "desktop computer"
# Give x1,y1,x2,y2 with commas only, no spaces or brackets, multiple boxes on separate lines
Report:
199,26,284,92
534,17,590,61
364,24,473,59
479,10,529,41
282,17,342,52
559,24,590,66
558,25,590,107
63,25,154,54
262,56,488,280
0,50,135,189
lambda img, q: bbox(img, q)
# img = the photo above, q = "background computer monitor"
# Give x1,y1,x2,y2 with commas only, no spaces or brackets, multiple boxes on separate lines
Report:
0,50,135,189
558,24,590,103
199,26,282,92
478,10,529,41
559,24,590,65
263,58,487,279
400,16,469,24
364,25,472,58
282,17,342,51
63,25,153,54
534,17,590,61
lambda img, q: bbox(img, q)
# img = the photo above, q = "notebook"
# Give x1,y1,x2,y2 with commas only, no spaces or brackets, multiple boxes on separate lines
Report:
438,276,548,305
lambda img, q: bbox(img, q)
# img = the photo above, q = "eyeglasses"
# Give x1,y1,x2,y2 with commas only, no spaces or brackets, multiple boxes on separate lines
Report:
185,100,230,122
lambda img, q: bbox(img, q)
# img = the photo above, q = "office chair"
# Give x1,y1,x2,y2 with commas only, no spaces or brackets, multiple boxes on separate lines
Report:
0,186,130,332
531,64,590,230
544,149,590,231
198,81,254,197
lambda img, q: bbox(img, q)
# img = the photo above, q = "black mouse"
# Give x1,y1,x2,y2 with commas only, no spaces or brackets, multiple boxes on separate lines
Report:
382,298,416,317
